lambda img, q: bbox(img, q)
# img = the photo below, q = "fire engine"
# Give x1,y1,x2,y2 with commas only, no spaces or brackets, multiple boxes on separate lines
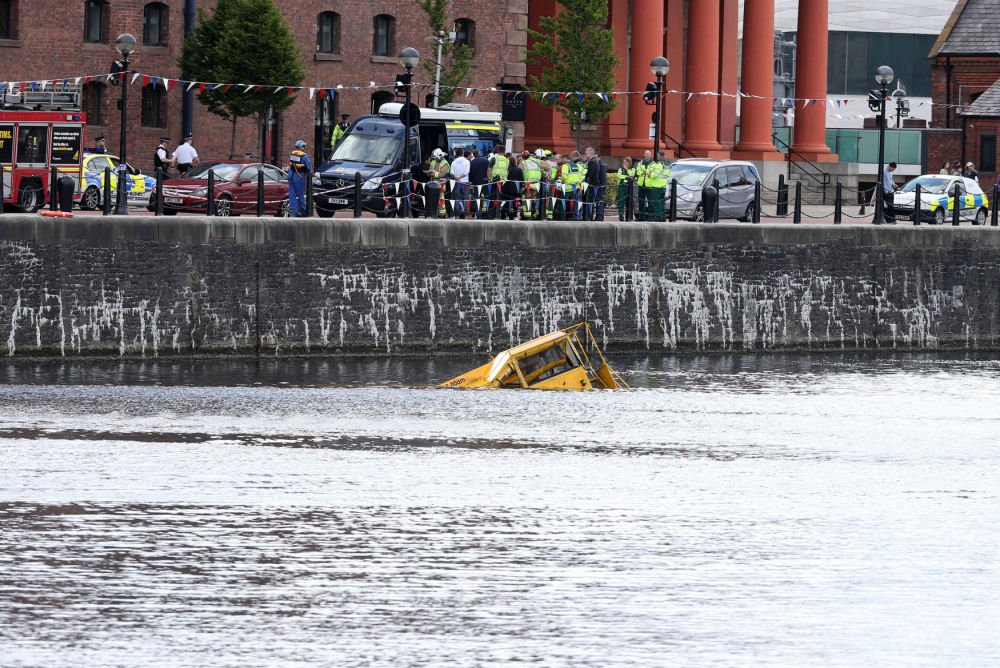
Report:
0,84,86,212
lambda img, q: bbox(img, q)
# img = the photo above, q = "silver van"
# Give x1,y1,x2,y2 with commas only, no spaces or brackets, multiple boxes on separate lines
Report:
670,159,761,221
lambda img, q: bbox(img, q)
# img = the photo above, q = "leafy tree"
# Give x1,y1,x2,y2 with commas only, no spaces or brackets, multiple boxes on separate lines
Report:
526,0,620,150
180,0,305,157
418,0,472,107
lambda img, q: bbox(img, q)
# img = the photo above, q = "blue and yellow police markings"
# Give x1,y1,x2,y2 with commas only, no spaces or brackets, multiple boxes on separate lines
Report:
81,153,156,201
929,191,989,212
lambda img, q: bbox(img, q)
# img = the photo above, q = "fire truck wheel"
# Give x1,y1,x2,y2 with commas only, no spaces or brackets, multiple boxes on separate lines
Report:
81,186,102,210
18,183,42,213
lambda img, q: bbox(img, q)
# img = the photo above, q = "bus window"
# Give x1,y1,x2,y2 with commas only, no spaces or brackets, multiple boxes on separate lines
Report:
17,126,48,166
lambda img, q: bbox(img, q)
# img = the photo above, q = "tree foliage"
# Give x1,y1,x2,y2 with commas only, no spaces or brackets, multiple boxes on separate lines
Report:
526,0,620,127
417,0,473,107
180,0,305,123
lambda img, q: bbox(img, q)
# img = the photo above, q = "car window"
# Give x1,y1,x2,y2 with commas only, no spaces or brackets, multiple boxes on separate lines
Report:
726,166,746,185
262,165,285,181
955,181,967,196
741,165,759,183
964,178,983,195
713,168,730,188
240,166,259,183
89,156,109,172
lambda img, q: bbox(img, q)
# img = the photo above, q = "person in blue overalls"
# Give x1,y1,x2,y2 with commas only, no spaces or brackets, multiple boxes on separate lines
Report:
288,139,312,217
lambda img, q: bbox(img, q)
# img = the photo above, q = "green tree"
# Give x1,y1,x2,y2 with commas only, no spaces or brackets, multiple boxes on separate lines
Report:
180,0,305,157
418,0,473,107
526,0,620,150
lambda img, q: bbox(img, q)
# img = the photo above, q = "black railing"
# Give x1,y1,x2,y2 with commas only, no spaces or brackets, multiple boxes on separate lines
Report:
772,130,832,204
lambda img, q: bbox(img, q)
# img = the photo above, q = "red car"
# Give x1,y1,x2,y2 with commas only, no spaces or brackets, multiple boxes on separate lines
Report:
148,161,291,216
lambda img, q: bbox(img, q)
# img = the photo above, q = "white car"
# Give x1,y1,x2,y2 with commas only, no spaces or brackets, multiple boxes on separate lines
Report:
891,174,990,225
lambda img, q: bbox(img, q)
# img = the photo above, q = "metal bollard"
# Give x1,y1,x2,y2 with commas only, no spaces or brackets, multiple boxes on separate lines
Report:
668,178,677,222
777,174,788,216
626,179,635,222
49,166,58,211
207,169,216,216
793,181,802,224
952,183,961,226
702,185,719,223
155,167,164,216
353,172,362,218
0,164,4,214
913,183,921,226
103,167,113,215
257,170,265,216
753,180,762,224
306,171,314,217
834,182,842,224
993,185,999,226
426,180,440,218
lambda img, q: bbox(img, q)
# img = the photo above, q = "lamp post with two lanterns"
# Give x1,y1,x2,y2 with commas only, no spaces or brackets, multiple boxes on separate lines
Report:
649,56,670,159
869,65,895,225
113,33,136,215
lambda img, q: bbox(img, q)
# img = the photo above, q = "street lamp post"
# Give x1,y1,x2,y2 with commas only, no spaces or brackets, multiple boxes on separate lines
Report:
892,87,909,128
398,47,419,217
871,65,894,226
649,56,670,159
113,33,136,215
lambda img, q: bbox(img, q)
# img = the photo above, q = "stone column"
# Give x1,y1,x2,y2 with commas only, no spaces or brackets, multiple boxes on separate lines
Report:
623,0,665,150
790,0,832,158
684,0,723,153
734,0,778,157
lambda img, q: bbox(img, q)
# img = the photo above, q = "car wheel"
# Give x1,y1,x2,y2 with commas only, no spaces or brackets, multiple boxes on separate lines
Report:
214,195,233,217
741,202,755,222
278,199,290,218
934,208,946,225
81,186,102,210
693,204,705,222
975,208,987,225
18,184,42,213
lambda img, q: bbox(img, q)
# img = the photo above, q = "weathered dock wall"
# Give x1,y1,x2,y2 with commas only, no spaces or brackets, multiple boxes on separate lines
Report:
1,216,999,357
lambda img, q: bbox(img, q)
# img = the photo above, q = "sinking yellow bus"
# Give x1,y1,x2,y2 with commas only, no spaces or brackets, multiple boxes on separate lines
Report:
440,323,628,390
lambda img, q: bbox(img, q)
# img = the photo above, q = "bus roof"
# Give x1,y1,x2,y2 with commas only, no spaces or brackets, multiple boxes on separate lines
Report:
377,102,502,124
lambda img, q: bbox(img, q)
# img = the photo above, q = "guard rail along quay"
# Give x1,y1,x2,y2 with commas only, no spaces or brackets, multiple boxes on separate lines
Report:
2,215,1000,357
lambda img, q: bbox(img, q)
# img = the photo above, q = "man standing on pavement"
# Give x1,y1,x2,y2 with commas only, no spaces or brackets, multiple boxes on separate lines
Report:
288,139,313,217
91,135,108,154
450,147,471,219
469,149,490,218
635,149,653,221
173,135,200,176
153,136,173,175
330,113,350,157
882,161,898,222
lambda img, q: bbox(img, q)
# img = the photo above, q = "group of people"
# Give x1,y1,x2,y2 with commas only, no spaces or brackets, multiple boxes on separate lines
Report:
940,160,980,183
614,150,672,221
410,145,611,220
152,135,201,175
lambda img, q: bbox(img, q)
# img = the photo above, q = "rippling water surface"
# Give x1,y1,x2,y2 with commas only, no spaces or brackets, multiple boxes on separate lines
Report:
1,354,999,666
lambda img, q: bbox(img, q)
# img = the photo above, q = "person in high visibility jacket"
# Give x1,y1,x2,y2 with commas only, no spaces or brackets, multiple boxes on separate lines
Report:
644,150,669,222
635,150,654,221
288,139,313,217
521,150,542,219
329,114,350,157
428,148,450,215
558,150,585,220
616,156,636,221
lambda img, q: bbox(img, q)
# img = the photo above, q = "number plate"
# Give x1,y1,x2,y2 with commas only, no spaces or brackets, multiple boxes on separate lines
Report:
165,197,184,204
328,197,348,205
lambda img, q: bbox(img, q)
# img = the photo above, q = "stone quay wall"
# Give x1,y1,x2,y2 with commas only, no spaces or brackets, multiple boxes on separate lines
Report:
2,216,1000,358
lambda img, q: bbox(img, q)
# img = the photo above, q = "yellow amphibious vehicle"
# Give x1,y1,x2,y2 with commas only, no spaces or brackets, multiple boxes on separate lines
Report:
440,323,628,390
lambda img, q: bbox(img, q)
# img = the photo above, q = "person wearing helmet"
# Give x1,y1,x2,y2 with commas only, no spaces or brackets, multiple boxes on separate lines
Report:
288,139,313,217
428,148,451,216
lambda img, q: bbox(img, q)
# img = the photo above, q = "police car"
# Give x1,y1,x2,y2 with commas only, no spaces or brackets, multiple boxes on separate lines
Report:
77,152,157,210
891,174,990,225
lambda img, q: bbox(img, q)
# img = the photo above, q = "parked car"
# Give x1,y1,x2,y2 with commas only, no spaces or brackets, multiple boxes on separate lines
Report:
891,174,989,225
148,161,290,216
78,153,157,210
669,158,761,221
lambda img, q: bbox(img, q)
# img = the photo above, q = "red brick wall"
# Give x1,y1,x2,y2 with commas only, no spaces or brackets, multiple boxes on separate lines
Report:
0,0,519,172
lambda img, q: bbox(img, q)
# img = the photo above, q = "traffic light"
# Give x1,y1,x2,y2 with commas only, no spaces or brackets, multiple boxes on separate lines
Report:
109,60,124,86
395,74,410,97
643,82,658,106
867,89,884,112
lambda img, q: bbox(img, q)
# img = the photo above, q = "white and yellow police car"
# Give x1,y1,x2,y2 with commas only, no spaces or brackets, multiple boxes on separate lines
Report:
891,174,990,225
77,153,158,210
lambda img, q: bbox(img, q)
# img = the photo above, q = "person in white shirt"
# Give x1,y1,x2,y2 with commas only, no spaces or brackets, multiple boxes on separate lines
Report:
173,135,200,175
449,148,471,219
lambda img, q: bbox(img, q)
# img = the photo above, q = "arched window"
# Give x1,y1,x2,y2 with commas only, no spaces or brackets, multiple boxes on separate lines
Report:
83,81,106,126
0,0,16,40
373,14,394,57
143,2,168,46
454,18,475,49
84,0,107,43
317,11,340,54
141,84,166,128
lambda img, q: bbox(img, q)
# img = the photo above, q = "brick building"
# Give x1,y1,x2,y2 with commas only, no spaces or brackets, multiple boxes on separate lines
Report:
929,0,1000,185
0,0,523,171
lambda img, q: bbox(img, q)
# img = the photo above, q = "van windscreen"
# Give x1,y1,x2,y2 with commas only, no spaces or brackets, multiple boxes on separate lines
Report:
332,133,400,165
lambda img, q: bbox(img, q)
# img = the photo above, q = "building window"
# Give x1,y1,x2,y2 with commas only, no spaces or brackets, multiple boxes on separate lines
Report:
317,11,340,54
83,81,105,126
84,0,107,43
980,135,997,173
0,0,15,40
373,14,394,57
143,2,167,46
141,84,166,128
454,18,475,49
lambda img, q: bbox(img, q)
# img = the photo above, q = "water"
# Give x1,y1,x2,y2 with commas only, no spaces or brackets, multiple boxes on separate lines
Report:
1,354,999,666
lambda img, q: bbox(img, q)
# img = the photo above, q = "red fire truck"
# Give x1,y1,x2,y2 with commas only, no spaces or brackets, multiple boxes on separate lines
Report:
0,85,86,212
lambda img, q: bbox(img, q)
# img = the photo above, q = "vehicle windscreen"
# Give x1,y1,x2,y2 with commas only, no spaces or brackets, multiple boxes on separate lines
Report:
670,163,713,186
185,163,241,181
332,133,401,165
899,176,951,195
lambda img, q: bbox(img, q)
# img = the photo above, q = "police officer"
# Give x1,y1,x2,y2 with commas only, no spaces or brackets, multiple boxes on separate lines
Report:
91,135,108,154
330,113,350,156
153,136,173,175
635,149,654,221
288,139,313,217
521,150,542,219
645,151,669,222
616,156,636,221
559,150,585,220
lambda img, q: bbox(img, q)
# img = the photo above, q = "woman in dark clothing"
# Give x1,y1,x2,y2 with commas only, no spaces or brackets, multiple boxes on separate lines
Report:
500,156,525,220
